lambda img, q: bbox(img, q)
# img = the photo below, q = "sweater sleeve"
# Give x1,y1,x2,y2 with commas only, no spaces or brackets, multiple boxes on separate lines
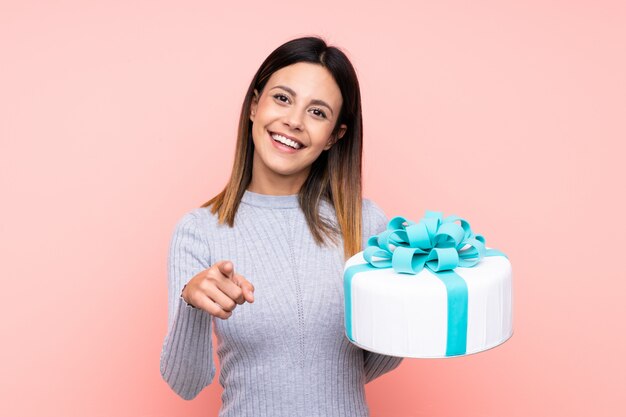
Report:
361,199,405,384
159,210,216,400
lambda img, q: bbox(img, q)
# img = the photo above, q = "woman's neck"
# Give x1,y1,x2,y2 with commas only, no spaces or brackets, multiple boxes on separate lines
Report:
246,173,307,196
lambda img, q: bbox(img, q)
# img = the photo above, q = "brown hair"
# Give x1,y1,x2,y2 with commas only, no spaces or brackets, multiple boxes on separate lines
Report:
200,35,364,261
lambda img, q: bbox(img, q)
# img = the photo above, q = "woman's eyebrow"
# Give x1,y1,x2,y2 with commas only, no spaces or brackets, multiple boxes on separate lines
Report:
270,85,334,116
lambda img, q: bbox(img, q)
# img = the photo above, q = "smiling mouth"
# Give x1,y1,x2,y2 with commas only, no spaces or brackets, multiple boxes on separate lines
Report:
269,131,305,150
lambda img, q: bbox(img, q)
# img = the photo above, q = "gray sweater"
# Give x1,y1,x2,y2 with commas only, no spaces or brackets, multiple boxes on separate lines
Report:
160,189,403,416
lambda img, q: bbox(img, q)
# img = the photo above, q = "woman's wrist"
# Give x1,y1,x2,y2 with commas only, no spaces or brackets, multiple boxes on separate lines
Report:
180,284,198,309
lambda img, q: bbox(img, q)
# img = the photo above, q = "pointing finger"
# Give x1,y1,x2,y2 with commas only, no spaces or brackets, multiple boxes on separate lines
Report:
216,260,234,280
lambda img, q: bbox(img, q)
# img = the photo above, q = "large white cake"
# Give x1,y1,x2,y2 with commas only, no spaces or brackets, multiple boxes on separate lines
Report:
343,211,513,358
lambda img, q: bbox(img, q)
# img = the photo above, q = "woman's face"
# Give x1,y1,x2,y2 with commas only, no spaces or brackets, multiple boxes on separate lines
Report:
248,62,347,194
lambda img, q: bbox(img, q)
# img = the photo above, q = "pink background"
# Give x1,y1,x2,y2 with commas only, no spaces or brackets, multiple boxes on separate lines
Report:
1,1,624,416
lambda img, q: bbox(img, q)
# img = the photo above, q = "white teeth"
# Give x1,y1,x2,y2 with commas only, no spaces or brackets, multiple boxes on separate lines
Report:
271,133,301,149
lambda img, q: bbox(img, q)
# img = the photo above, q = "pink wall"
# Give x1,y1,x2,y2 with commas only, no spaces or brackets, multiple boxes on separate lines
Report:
1,1,624,416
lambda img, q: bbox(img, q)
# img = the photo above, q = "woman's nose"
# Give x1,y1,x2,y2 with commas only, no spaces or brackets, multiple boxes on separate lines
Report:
283,107,304,130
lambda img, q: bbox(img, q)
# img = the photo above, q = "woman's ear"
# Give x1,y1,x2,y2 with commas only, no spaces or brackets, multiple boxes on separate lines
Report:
249,89,260,122
324,123,348,150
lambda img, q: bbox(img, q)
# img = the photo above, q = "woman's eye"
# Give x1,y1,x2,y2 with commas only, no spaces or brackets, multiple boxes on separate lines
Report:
273,93,289,103
312,108,327,119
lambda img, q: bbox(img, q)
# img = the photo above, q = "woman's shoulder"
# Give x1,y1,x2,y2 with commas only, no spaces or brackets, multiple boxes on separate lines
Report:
171,206,223,235
361,197,389,239
318,196,385,221
362,197,386,222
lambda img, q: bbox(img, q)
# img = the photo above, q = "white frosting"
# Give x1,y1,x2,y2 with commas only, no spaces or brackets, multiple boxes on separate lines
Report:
344,250,513,358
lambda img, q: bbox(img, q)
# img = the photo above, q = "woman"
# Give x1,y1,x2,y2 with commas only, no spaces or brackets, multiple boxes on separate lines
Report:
160,35,403,416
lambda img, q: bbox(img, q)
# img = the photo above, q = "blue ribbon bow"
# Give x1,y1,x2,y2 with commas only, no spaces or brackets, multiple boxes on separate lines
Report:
344,210,507,356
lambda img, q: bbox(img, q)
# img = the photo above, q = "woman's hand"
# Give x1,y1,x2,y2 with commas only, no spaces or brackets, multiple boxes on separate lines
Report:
181,260,255,319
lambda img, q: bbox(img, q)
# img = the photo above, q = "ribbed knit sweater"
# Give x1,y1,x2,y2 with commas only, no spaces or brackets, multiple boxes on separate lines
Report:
159,189,403,416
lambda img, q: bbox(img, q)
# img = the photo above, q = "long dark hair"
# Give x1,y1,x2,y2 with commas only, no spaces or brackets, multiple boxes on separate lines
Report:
201,35,364,260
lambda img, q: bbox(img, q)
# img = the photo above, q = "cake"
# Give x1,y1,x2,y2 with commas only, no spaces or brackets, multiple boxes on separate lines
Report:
344,210,513,358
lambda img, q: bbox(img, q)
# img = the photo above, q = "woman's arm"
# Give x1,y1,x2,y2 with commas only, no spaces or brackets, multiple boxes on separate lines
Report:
160,210,216,400
363,351,404,383
361,199,405,383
